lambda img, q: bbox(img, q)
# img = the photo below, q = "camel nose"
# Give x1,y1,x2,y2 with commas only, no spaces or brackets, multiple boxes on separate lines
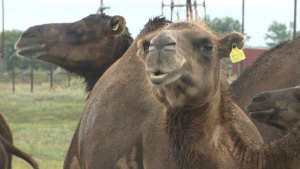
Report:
149,31,176,51
252,93,269,102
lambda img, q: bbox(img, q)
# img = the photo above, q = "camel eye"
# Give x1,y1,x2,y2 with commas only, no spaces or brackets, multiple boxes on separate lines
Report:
68,29,84,42
295,93,300,101
203,44,214,51
142,41,150,53
144,45,149,52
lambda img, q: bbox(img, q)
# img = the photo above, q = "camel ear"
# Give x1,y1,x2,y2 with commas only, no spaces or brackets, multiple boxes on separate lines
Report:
109,16,126,35
218,32,244,59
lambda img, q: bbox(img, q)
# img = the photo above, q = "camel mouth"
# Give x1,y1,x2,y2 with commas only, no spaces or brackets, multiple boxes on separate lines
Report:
265,120,286,131
15,44,47,59
147,69,182,86
248,108,275,123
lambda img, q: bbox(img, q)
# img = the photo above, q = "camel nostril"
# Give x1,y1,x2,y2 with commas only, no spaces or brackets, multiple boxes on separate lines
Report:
166,42,176,46
22,31,37,38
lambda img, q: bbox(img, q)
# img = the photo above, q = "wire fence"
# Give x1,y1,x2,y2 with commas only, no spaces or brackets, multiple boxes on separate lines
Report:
0,66,76,93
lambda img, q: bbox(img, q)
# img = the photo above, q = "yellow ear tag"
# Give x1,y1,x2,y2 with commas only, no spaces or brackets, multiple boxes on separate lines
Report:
112,22,120,31
229,43,246,63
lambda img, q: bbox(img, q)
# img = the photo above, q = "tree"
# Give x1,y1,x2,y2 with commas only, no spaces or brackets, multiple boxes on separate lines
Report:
0,30,54,71
206,16,251,42
264,21,292,47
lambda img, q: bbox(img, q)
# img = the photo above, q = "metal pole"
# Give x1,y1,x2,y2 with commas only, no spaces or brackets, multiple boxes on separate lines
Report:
171,0,174,21
1,0,4,73
238,0,245,76
186,0,190,20
30,61,33,93
100,0,103,14
203,0,206,21
50,65,53,90
161,0,164,16
189,0,193,21
12,59,15,93
294,0,297,39
194,0,198,21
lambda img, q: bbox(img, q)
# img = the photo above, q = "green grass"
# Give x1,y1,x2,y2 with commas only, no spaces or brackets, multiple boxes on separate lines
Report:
0,78,86,169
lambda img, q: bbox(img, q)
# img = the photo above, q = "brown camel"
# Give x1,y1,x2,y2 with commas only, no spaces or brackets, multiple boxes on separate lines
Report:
231,37,300,141
247,86,300,168
247,86,300,131
0,138,7,169
15,14,133,95
0,113,13,169
137,21,300,169
64,16,173,169
0,136,38,169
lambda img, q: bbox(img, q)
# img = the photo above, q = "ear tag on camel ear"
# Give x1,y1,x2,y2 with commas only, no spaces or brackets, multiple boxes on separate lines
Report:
230,43,246,63
112,22,120,31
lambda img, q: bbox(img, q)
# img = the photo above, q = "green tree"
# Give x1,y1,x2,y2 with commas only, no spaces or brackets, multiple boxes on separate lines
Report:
206,16,251,42
264,21,292,47
0,30,54,71
0,30,27,71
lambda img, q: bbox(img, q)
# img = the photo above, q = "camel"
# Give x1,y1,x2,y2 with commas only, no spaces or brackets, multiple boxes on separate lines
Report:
231,38,300,141
0,113,38,169
14,14,133,95
0,113,13,169
63,16,173,169
0,136,38,169
137,21,300,169
247,86,300,131
247,86,300,168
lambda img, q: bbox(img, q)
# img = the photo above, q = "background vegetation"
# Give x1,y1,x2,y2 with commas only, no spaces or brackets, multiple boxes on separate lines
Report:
0,78,86,169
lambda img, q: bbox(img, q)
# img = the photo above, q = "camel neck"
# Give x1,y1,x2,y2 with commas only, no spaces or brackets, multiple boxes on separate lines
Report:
165,78,300,169
165,86,225,169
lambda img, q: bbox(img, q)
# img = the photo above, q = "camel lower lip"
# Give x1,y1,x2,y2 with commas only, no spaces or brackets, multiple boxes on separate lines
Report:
248,108,275,123
147,69,181,86
16,44,46,59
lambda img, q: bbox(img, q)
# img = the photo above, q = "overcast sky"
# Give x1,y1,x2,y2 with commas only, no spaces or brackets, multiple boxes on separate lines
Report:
3,0,299,47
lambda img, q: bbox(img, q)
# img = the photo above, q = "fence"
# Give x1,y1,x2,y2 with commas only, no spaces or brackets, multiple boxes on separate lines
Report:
1,65,76,93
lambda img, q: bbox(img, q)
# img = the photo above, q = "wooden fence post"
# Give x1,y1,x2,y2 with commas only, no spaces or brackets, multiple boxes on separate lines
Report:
50,65,53,90
68,72,70,87
30,61,33,93
12,59,15,93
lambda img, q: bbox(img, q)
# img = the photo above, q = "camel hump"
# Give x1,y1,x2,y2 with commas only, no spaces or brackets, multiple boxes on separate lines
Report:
0,136,38,169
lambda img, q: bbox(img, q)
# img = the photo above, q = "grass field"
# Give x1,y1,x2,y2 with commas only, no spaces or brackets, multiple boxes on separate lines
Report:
0,78,86,169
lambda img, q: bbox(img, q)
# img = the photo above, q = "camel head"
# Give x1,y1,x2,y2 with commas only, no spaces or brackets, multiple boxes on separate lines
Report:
137,22,244,107
14,14,132,78
247,86,300,131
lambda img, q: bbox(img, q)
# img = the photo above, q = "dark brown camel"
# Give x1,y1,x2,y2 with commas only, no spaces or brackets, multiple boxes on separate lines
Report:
138,21,300,169
15,14,133,95
247,86,300,168
247,86,300,131
0,136,38,169
0,113,13,169
231,38,300,141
